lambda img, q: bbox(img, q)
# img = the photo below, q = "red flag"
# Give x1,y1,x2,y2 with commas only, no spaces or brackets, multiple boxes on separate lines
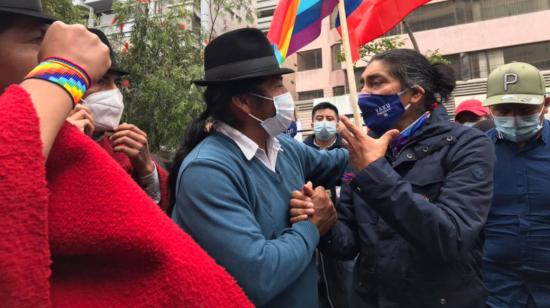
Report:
339,0,430,61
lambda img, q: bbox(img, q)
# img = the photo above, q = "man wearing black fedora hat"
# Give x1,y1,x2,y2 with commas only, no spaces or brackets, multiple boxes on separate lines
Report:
66,28,171,212
170,28,349,307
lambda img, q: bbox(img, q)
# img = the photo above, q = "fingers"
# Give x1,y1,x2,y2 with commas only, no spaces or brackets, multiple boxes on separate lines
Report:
289,196,315,223
69,119,94,135
380,129,400,144
111,135,142,150
111,127,147,145
291,190,308,201
314,185,326,193
290,214,309,224
290,197,313,209
339,115,365,139
40,22,111,82
115,123,147,137
337,121,357,149
290,207,314,217
113,144,139,157
341,138,350,150
67,108,94,124
68,104,89,117
302,181,315,197
74,104,90,113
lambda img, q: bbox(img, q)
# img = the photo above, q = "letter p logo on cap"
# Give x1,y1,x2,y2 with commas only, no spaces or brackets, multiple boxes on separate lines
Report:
504,73,518,92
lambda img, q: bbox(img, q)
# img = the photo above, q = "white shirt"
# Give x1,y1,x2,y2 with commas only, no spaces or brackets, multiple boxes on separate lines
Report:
216,122,282,172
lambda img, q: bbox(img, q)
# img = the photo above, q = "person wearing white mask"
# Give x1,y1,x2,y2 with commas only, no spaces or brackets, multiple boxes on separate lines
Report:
169,28,348,308
67,28,169,212
482,62,550,308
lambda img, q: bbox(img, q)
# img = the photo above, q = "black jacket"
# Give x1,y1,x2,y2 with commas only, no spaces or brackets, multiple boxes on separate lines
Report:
303,134,343,151
320,107,496,308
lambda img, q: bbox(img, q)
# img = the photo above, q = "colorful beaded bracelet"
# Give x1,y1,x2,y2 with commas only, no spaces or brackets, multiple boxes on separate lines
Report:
24,57,92,106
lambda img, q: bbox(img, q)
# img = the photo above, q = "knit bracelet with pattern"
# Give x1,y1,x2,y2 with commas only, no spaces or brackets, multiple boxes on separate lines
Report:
24,57,92,106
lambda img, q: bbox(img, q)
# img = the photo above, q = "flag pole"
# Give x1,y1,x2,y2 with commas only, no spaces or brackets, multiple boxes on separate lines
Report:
337,0,363,127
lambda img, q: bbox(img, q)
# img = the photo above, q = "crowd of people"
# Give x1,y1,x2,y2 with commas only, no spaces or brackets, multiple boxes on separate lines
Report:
1,1,549,308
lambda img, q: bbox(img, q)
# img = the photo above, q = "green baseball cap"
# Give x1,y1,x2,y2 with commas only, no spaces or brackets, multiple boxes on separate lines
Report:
484,62,546,106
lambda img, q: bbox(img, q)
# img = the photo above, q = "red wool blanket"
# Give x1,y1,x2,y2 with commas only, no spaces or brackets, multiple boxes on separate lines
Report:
0,85,252,308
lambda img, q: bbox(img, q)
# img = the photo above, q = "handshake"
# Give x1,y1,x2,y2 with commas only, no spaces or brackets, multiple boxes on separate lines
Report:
289,181,337,236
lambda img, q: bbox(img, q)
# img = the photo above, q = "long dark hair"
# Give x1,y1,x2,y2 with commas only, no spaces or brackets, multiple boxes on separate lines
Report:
371,49,456,107
168,77,266,212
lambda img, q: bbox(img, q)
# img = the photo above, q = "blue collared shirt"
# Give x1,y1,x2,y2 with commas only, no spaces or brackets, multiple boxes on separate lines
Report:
483,120,550,307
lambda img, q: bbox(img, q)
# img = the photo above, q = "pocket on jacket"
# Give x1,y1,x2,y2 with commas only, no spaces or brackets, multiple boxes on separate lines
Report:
405,165,445,201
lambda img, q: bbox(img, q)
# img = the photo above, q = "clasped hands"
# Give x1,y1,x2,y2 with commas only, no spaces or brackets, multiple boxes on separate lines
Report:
289,181,336,236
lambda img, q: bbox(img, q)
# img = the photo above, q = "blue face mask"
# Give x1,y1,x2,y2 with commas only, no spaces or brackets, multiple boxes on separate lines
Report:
313,120,337,141
358,89,410,136
285,121,298,138
493,111,543,142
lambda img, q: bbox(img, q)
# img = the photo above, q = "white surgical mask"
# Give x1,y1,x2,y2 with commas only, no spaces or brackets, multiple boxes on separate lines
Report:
463,122,477,127
248,92,295,137
82,88,124,132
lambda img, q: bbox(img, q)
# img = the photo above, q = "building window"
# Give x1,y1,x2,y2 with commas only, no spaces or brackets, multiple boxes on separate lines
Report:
333,86,346,96
503,41,550,71
386,0,550,36
297,49,323,71
446,52,481,81
298,89,324,101
331,44,342,71
407,1,457,32
257,9,275,18
447,40,550,81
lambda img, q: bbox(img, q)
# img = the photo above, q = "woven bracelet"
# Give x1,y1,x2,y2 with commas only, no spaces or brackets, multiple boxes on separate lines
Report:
24,57,92,106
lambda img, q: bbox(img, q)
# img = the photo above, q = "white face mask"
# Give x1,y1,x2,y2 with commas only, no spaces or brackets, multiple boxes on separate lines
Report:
248,92,295,137
82,88,124,132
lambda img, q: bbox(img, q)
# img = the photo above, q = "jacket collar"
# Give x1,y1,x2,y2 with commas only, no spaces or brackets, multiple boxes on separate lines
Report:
389,106,456,167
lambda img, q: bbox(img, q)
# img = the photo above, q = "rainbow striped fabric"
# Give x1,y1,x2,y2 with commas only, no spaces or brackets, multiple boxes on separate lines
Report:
267,0,339,64
25,57,91,106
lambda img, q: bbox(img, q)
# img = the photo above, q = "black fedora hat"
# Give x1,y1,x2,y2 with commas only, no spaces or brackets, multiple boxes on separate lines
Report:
0,0,56,24
193,28,293,86
88,28,129,76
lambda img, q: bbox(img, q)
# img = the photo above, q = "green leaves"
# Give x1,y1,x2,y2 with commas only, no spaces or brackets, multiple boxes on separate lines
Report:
112,0,205,152
42,0,86,23
360,37,406,60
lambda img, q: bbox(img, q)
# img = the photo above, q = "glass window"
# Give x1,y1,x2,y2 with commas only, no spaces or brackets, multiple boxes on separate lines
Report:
407,1,457,32
395,0,550,35
503,41,550,71
446,40,550,81
445,52,481,80
297,49,323,71
331,44,342,71
333,86,346,96
298,89,324,100
258,9,275,18
446,54,462,81
479,0,550,20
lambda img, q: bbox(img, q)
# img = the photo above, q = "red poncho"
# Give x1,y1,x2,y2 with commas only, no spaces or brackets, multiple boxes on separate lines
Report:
0,85,252,308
